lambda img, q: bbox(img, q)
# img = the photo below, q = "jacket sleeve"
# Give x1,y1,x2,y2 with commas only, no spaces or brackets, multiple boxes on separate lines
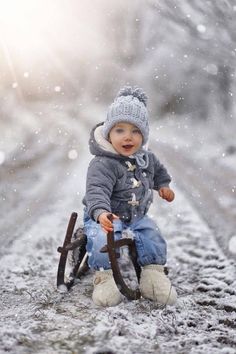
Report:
152,153,172,191
85,158,117,220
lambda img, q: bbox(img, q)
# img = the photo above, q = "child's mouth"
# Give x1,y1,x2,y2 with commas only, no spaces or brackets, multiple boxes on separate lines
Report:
122,144,134,150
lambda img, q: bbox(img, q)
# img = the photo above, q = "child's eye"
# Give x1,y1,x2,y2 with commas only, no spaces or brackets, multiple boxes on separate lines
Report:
115,128,124,133
133,129,141,134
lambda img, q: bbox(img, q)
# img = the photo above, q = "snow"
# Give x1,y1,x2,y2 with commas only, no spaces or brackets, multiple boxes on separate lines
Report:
0,151,5,164
1,179,235,353
197,24,206,33
57,285,69,294
68,149,78,160
228,236,236,254
54,86,62,93
0,99,236,354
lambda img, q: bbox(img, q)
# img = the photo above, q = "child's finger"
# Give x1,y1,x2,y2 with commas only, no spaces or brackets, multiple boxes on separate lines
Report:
104,224,113,231
104,218,113,227
102,225,113,233
101,219,113,229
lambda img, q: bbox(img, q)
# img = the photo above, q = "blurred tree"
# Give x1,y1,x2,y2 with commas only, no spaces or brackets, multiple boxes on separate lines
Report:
1,0,235,124
145,0,236,120
97,0,236,122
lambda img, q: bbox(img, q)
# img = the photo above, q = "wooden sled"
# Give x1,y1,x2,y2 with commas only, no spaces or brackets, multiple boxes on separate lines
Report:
57,212,141,300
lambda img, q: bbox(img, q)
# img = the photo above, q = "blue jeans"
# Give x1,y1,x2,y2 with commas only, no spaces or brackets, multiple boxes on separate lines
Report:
83,212,167,270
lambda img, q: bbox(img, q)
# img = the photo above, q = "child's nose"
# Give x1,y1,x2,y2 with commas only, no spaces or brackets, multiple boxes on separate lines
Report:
124,131,132,140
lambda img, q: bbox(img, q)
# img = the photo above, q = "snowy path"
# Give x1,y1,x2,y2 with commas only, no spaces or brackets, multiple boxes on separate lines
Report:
1,140,236,354
154,140,236,260
0,141,71,254
0,107,236,354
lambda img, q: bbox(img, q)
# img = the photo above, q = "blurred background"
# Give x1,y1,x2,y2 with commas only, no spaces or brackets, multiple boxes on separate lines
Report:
0,0,236,249
1,0,236,136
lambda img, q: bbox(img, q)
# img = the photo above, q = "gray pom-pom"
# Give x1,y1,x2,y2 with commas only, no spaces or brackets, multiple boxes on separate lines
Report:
132,87,148,106
116,86,148,106
116,86,133,98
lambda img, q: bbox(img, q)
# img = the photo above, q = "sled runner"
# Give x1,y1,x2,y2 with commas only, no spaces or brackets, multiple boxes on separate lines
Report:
57,212,141,300
57,212,88,291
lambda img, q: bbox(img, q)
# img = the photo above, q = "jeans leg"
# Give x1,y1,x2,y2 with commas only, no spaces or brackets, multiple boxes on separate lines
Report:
130,215,167,266
83,216,123,271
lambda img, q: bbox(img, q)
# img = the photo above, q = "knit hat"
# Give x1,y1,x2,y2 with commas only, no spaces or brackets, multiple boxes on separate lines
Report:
103,86,149,145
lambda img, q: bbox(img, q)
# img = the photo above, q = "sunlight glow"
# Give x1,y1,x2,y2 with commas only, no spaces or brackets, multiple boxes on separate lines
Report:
0,0,103,93
0,0,100,63
0,1,67,57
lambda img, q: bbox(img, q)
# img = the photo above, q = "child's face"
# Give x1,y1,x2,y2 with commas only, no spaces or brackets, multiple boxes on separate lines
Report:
109,122,143,156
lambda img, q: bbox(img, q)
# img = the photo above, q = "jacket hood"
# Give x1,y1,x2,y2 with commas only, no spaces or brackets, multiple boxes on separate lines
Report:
89,122,120,158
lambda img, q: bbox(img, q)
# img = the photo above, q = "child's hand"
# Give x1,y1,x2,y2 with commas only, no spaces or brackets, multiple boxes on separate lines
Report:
98,212,119,233
158,187,175,202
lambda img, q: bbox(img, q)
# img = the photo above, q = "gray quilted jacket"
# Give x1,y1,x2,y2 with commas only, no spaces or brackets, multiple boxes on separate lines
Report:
83,122,171,223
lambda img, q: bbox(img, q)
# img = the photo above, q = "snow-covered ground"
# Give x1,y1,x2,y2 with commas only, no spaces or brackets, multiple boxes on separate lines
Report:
0,98,236,354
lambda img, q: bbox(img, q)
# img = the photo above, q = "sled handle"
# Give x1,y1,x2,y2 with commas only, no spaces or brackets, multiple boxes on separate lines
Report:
105,214,141,300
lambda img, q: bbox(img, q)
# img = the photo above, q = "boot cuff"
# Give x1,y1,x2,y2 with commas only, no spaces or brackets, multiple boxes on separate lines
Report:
142,264,164,272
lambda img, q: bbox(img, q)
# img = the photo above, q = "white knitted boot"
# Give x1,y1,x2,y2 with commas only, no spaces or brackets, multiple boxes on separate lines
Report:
92,270,122,307
140,265,177,305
